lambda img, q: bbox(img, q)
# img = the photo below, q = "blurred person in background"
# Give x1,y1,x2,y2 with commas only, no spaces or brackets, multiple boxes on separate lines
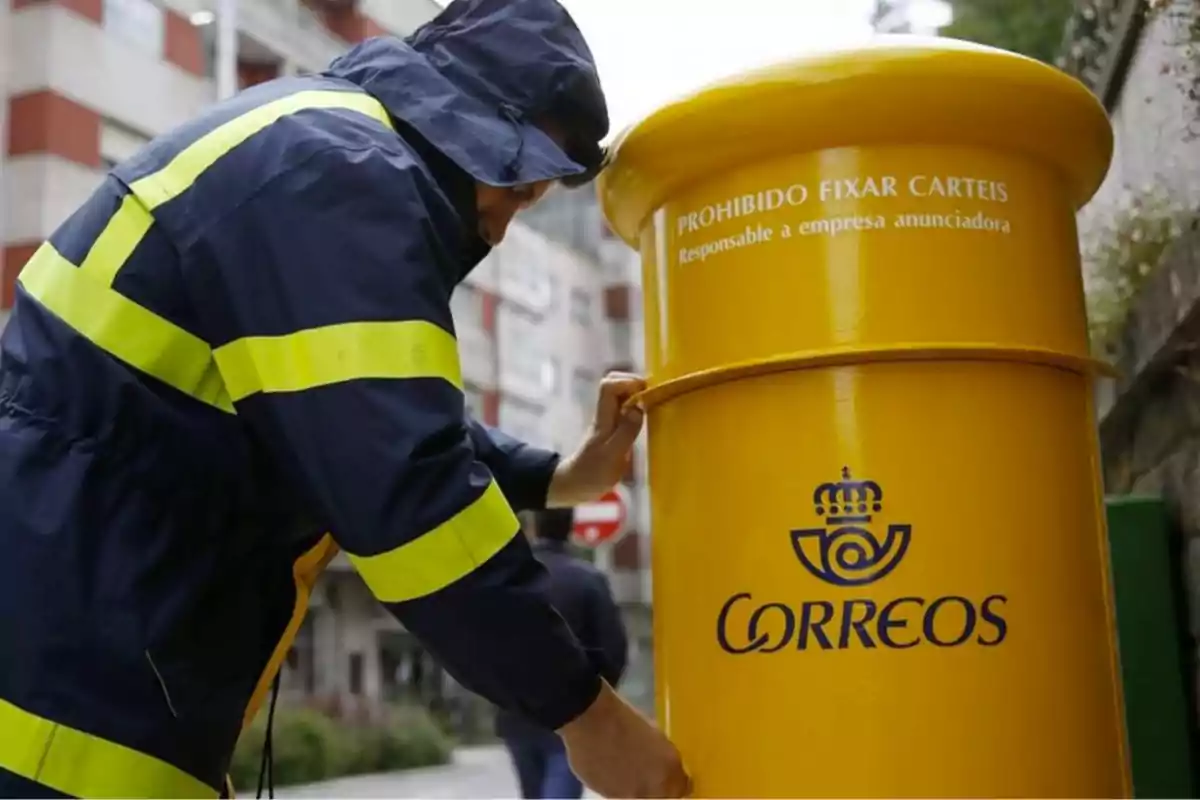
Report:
0,0,688,796
497,508,629,799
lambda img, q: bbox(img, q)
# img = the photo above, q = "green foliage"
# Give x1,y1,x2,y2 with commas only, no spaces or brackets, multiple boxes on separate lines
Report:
1083,187,1193,358
228,703,454,792
351,705,456,773
229,708,339,790
937,0,1077,63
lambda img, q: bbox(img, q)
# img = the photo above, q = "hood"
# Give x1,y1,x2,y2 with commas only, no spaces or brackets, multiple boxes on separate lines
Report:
324,0,609,188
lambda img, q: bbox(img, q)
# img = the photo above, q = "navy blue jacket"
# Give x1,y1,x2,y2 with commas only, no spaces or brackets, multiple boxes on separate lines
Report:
495,539,629,741
0,1,610,797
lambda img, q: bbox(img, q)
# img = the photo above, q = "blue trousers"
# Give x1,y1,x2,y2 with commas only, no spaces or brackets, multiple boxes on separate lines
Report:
502,731,584,799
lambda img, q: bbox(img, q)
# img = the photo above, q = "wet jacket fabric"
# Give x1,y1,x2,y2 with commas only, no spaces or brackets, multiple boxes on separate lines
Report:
0,0,609,796
495,539,629,742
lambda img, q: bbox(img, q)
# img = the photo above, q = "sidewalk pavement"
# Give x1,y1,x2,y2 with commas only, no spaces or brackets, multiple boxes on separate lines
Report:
275,744,599,799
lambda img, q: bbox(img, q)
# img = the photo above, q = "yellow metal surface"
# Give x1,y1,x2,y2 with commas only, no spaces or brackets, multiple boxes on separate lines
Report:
600,37,1129,798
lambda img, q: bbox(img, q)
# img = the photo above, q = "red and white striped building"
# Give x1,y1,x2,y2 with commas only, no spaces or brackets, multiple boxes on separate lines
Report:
0,0,441,316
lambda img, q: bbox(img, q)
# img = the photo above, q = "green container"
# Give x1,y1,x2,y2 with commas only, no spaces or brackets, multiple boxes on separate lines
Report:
1105,495,1198,798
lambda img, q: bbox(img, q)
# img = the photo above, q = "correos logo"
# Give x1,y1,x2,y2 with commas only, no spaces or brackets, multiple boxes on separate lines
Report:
791,468,910,587
716,467,1008,654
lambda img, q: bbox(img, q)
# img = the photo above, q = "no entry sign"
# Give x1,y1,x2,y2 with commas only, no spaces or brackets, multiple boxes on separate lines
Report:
571,485,631,547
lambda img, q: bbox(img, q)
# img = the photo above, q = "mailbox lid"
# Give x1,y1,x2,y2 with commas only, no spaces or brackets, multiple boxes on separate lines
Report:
599,36,1112,246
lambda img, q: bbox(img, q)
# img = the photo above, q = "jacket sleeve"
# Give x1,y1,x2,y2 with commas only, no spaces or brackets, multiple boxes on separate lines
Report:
192,141,600,730
465,416,560,511
587,571,629,687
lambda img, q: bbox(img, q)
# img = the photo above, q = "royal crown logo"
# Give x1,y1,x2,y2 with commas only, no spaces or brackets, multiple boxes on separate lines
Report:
790,467,912,587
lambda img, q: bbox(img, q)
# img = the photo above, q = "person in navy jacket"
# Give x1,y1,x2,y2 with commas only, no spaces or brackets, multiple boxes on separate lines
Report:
496,508,630,798
0,0,688,796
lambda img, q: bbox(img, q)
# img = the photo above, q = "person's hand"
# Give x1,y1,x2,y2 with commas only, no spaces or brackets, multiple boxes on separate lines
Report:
559,682,691,798
547,371,646,506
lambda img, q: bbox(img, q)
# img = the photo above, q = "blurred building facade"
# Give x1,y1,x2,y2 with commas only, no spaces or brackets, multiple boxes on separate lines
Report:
0,0,440,316
0,0,654,727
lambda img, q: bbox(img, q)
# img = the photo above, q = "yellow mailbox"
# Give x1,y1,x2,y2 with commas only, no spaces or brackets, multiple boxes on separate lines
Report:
598,37,1129,798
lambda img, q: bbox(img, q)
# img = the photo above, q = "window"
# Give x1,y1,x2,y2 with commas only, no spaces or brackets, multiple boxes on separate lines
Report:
570,288,593,327
198,22,218,80
463,385,485,419
546,272,559,312
349,652,364,696
498,307,556,397
503,345,551,393
100,120,150,171
499,397,549,447
498,243,553,310
572,368,597,408
104,0,165,57
286,616,315,694
450,283,484,329
609,321,633,361
542,357,560,395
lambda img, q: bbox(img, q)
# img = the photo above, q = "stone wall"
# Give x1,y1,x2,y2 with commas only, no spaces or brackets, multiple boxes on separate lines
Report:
1100,229,1200,514
1099,226,1200,722
1074,0,1200,729
1078,2,1200,249
1085,2,1200,728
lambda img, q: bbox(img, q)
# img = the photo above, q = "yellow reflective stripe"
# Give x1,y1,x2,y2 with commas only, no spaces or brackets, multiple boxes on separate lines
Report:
78,193,155,285
12,90,397,414
18,243,234,413
130,90,395,210
350,480,520,602
0,695,217,799
214,320,463,403
78,90,393,291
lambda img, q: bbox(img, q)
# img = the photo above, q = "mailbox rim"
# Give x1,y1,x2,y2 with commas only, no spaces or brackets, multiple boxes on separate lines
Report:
597,34,1113,246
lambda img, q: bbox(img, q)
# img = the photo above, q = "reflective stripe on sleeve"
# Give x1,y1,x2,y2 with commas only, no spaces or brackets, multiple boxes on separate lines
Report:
14,91,401,414
130,91,394,212
78,193,155,286
81,89,395,288
0,695,218,799
18,249,467,413
18,243,234,413
213,319,464,402
349,480,520,603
